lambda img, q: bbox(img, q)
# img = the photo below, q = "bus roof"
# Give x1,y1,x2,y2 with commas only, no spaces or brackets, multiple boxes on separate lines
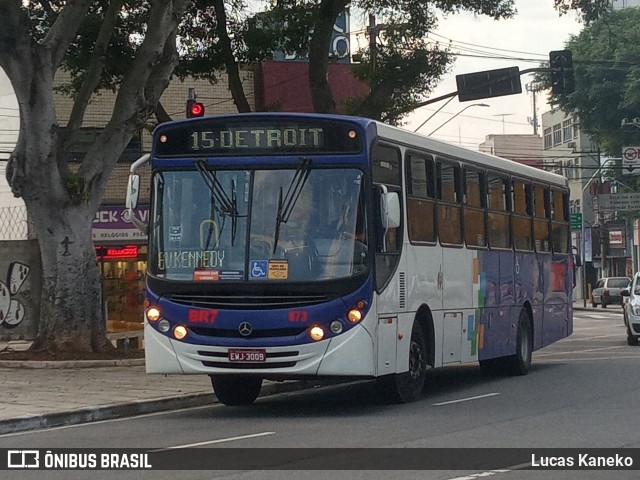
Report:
156,112,566,188
374,121,567,188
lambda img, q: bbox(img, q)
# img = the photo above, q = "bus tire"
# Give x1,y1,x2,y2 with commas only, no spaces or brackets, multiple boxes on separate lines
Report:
210,375,262,406
505,308,533,375
479,308,532,376
376,320,428,404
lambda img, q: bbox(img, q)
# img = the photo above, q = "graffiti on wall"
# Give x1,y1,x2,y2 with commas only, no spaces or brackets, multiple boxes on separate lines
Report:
0,262,30,328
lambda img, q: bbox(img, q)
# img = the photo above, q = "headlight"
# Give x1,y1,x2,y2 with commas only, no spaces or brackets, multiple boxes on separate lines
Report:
146,307,161,322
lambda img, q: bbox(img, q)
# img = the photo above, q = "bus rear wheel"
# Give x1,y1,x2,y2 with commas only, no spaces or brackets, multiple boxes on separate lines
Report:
479,308,532,376
502,308,533,375
377,320,428,404
210,375,262,406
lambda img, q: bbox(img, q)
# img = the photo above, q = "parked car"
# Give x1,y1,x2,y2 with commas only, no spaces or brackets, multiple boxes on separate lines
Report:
621,274,640,346
591,276,631,308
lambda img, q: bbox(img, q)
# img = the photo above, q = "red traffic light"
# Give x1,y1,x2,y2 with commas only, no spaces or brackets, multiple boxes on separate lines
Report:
186,99,205,118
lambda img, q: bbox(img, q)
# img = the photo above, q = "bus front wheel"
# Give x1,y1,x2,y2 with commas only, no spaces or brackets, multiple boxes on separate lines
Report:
376,320,428,404
210,375,262,406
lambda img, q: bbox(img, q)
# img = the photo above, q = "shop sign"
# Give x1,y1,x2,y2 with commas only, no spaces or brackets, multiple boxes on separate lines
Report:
96,245,139,259
93,205,148,243
609,229,625,247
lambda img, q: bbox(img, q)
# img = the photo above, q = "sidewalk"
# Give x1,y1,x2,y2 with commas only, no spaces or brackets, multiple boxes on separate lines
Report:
0,300,612,435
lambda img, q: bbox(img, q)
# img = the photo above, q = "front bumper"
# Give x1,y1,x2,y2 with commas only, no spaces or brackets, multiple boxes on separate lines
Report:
144,321,375,377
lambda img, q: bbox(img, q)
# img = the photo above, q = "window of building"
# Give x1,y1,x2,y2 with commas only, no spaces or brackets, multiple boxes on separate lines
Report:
553,124,562,146
572,116,579,139
544,128,552,149
562,119,573,143
63,127,142,163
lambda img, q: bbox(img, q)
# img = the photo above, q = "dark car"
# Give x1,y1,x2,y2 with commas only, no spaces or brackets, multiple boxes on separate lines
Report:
591,277,631,308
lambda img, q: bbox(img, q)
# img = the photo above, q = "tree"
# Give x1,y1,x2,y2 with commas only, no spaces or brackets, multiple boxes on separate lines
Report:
548,8,640,158
242,0,516,123
553,0,611,23
0,0,190,353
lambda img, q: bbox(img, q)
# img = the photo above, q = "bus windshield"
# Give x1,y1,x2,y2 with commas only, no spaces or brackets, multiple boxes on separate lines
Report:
149,166,368,282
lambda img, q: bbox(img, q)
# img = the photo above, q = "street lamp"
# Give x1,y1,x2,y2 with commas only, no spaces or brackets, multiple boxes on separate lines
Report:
417,103,489,136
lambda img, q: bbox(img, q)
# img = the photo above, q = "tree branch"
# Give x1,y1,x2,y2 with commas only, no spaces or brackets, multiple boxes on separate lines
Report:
60,0,125,176
213,0,251,112
43,0,93,69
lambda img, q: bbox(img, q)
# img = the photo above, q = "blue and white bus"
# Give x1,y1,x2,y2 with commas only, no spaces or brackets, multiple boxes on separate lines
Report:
126,113,574,405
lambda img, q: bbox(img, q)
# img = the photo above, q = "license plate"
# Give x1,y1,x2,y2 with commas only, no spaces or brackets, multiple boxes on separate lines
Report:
228,349,267,363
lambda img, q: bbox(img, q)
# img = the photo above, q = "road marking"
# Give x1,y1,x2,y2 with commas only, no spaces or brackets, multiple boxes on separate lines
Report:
150,431,276,452
536,346,623,357
448,470,510,480
538,355,639,363
448,462,530,480
433,393,499,406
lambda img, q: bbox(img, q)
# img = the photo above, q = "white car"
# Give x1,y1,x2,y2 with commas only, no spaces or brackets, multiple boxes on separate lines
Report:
621,275,640,346
591,276,630,308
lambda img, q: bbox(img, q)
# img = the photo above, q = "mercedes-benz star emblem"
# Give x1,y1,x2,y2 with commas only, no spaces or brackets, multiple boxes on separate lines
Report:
238,322,252,337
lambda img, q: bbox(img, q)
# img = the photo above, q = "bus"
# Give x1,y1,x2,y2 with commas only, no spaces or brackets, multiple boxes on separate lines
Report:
126,112,574,405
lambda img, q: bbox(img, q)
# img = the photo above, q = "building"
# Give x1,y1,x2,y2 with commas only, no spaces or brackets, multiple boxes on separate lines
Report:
478,134,543,168
539,109,631,301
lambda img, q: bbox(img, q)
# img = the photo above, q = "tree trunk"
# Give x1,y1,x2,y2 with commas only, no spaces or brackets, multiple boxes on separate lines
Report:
213,0,252,113
308,0,349,113
28,198,110,353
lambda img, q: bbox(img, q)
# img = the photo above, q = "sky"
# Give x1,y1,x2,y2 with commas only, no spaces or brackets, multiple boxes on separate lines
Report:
398,0,584,148
0,0,585,180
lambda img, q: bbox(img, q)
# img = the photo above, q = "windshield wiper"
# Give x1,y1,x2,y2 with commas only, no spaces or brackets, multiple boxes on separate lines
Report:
195,160,241,246
273,157,312,253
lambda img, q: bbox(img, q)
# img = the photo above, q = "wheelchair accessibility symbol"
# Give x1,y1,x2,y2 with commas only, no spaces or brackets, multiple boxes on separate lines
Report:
250,260,268,279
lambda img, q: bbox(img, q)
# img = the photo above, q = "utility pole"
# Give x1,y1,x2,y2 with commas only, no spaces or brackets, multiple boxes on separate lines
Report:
368,14,378,75
526,82,542,135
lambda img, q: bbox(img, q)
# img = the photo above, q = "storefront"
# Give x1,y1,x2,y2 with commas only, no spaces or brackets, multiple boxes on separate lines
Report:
93,205,149,334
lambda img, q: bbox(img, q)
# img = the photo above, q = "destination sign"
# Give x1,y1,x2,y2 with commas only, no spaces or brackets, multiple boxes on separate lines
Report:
154,118,362,156
188,127,324,151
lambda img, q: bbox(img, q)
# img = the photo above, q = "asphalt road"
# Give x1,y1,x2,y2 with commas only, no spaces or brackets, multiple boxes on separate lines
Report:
1,307,638,480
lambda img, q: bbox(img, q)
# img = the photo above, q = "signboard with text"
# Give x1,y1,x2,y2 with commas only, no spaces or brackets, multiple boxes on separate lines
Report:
597,193,640,212
92,205,148,244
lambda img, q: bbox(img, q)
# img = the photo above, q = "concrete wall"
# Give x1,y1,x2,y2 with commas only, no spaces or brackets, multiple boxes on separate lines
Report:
0,240,41,341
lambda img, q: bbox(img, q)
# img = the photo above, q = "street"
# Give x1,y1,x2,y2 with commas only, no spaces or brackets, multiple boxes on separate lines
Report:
0,307,638,479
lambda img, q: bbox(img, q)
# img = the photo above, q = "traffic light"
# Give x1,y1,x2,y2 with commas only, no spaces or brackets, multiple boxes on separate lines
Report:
186,99,205,118
549,50,574,95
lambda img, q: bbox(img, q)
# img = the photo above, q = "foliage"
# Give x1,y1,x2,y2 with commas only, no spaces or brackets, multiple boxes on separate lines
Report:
553,0,612,23
546,9,640,159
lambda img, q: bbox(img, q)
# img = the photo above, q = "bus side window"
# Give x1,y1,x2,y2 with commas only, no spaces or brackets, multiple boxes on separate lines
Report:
406,154,436,243
372,143,402,292
463,169,486,247
436,160,462,246
551,190,569,254
512,179,533,251
533,185,551,252
487,174,510,249
372,143,402,254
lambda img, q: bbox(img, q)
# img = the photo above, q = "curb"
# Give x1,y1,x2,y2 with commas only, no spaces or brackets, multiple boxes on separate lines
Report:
0,358,146,369
0,392,215,435
0,379,328,435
